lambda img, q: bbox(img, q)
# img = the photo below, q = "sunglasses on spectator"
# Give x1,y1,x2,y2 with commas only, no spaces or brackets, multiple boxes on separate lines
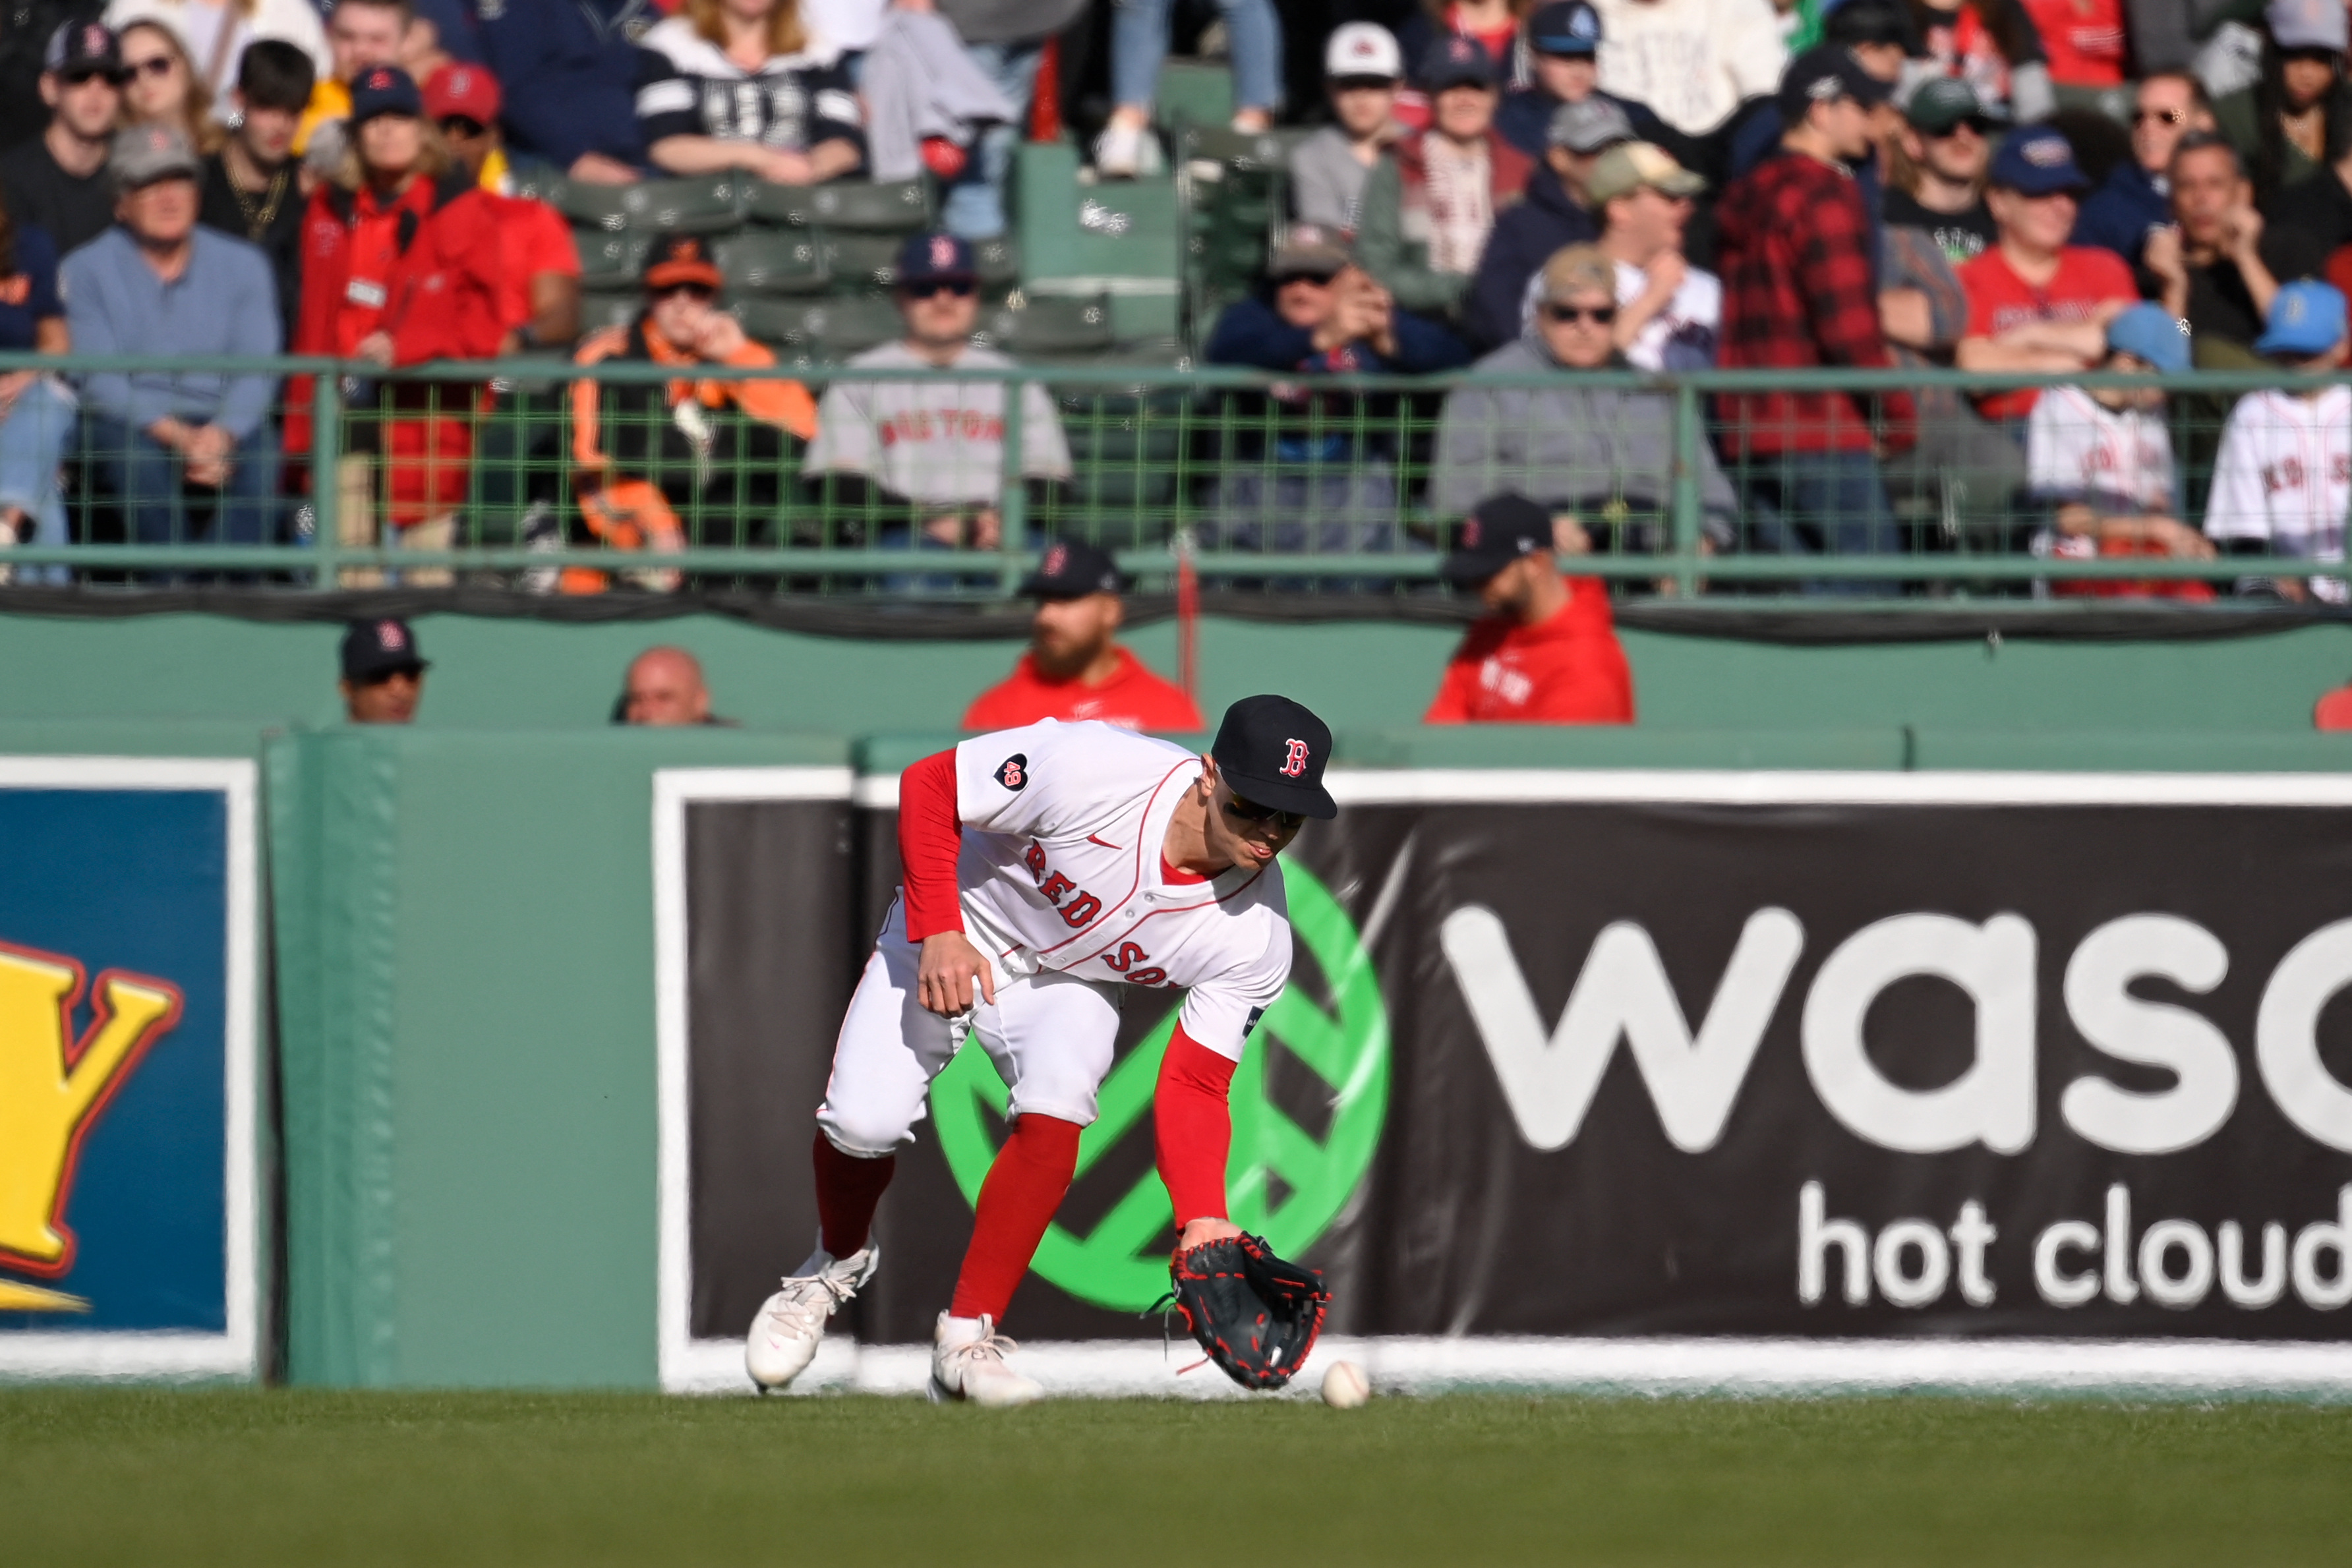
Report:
61,67,126,86
1543,303,1617,325
652,281,717,301
439,115,487,138
2132,106,2188,126
123,54,177,78
1279,268,1341,287
1222,793,1306,830
1330,75,1396,92
903,279,976,299
1927,118,1990,138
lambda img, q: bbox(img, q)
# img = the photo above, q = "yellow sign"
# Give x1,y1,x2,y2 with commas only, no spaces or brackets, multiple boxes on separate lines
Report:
0,943,181,1296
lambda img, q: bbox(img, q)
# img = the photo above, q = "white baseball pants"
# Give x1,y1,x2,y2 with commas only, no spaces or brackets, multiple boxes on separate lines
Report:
815,895,1123,1157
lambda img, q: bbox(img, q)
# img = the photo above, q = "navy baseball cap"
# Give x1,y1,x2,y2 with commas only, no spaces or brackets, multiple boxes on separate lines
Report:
1019,538,1124,598
1776,45,1891,120
1527,0,1603,55
45,20,123,79
349,65,423,126
1987,127,2088,194
1419,34,1500,91
340,618,428,682
897,230,977,287
1212,695,1338,820
2256,280,2349,358
1440,492,1553,585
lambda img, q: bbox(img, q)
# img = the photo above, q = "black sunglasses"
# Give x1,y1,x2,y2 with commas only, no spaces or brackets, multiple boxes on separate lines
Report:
652,281,717,301
123,54,177,78
903,278,976,299
438,115,488,138
1926,117,1991,138
1544,303,1617,325
1223,793,1306,830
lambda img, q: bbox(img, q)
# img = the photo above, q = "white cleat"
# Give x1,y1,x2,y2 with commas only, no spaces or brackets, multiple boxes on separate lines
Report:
745,1244,878,1392
927,1312,1043,1407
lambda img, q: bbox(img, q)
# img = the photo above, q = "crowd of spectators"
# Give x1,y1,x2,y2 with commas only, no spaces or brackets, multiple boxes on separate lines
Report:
2,0,2352,623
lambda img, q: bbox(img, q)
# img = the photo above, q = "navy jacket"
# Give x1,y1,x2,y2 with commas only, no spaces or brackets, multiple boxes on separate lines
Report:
2073,161,2169,268
1462,160,1599,352
1203,293,1470,375
479,0,653,169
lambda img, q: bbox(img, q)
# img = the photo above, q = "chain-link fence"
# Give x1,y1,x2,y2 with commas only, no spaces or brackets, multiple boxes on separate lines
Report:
3,353,2345,602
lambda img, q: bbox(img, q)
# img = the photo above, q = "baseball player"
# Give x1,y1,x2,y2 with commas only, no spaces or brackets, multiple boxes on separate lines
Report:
745,695,1338,1404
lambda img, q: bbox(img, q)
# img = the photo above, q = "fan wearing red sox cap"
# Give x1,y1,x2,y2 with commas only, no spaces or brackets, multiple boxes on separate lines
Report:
963,540,1205,732
425,61,582,353
742,693,1337,1405
1424,492,1635,724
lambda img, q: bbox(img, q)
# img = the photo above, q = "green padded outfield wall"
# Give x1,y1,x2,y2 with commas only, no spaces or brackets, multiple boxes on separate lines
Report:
5,609,2352,734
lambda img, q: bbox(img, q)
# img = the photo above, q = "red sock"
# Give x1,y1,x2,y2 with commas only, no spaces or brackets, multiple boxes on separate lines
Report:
813,1130,895,1259
947,1114,1082,1321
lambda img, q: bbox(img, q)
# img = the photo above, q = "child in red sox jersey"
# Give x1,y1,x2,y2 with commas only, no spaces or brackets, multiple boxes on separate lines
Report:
2206,281,2352,604
1423,490,1635,724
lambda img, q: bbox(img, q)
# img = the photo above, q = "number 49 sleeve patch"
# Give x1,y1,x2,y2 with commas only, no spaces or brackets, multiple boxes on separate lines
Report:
994,753,1029,790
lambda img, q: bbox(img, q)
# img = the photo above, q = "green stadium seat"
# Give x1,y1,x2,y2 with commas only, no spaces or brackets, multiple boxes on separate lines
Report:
744,179,927,230
578,289,643,334
558,176,745,235
732,295,902,360
972,236,1019,290
1015,144,1183,342
1154,59,1233,132
715,232,830,295
821,230,905,290
575,231,654,288
980,296,1115,357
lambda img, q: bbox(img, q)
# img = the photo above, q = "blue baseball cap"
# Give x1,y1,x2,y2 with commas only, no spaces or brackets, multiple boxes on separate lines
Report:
1527,1,1603,56
348,64,423,126
1987,127,2088,194
2255,279,2349,359
2105,303,2190,374
896,230,977,287
1419,34,1500,90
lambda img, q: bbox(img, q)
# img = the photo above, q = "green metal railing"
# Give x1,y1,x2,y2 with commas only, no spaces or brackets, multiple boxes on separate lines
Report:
5,352,2345,602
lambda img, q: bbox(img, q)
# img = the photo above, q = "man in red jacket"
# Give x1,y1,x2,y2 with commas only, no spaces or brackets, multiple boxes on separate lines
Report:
1715,46,1915,586
962,540,1204,732
1425,492,1635,724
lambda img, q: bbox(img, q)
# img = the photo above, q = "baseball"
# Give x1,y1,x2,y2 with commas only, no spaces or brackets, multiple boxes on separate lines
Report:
1321,1360,1370,1408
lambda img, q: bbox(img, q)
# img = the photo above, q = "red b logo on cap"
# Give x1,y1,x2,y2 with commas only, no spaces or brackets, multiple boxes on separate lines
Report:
1279,739,1309,778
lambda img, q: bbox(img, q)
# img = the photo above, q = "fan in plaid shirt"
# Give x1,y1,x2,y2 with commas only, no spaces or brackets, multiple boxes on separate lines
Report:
1715,46,1918,581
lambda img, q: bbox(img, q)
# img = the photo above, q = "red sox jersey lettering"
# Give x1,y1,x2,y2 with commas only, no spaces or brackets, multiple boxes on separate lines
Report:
949,719,1292,1060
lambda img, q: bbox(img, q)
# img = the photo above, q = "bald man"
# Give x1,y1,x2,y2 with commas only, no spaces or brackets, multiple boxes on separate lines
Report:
619,646,726,726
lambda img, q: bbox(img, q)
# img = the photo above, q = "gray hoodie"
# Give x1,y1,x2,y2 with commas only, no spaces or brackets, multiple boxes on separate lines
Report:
1289,125,1374,234
1431,337,1737,544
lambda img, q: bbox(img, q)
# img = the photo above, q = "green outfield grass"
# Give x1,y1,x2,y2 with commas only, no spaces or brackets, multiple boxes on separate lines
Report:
2,1388,2348,1565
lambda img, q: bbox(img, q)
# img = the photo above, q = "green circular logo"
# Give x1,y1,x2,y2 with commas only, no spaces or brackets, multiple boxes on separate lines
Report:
928,864,1389,1312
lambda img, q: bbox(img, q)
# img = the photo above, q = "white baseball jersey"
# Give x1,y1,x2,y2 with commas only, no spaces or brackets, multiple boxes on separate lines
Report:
2204,385,2352,604
2026,386,2175,514
801,340,1073,508
950,720,1292,1062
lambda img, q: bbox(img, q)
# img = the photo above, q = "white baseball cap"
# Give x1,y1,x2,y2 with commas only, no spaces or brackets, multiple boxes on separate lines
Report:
1324,22,1403,80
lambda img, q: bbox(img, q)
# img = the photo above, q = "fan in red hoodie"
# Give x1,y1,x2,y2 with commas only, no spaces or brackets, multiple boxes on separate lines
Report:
962,540,1205,733
1425,490,1635,724
286,66,507,566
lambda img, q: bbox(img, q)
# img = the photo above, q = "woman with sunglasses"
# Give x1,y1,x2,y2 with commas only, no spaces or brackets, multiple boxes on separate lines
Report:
633,0,864,186
113,20,223,155
2212,0,2352,202
104,0,330,122
1434,243,1736,568
287,65,505,585
741,695,1338,1405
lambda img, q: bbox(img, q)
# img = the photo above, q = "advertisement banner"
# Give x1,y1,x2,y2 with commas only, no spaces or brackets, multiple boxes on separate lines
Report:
0,759,260,1379
657,767,2352,1391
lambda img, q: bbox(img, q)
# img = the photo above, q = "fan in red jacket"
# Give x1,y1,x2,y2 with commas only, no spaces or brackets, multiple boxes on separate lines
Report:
1425,491,1635,724
287,66,506,570
962,540,1204,733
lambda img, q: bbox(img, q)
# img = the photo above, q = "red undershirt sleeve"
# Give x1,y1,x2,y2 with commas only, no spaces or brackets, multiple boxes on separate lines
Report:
897,749,965,941
1154,1023,1235,1227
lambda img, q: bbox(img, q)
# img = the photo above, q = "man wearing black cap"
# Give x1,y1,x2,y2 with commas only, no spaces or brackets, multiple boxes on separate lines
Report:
803,230,1071,557
1713,45,1915,572
1,23,129,258
1426,491,1633,723
744,692,1336,1405
963,540,1204,732
339,617,428,724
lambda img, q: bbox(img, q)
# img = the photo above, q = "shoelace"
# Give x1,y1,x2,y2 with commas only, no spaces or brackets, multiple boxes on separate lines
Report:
946,1320,1019,1368
765,1269,857,1335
